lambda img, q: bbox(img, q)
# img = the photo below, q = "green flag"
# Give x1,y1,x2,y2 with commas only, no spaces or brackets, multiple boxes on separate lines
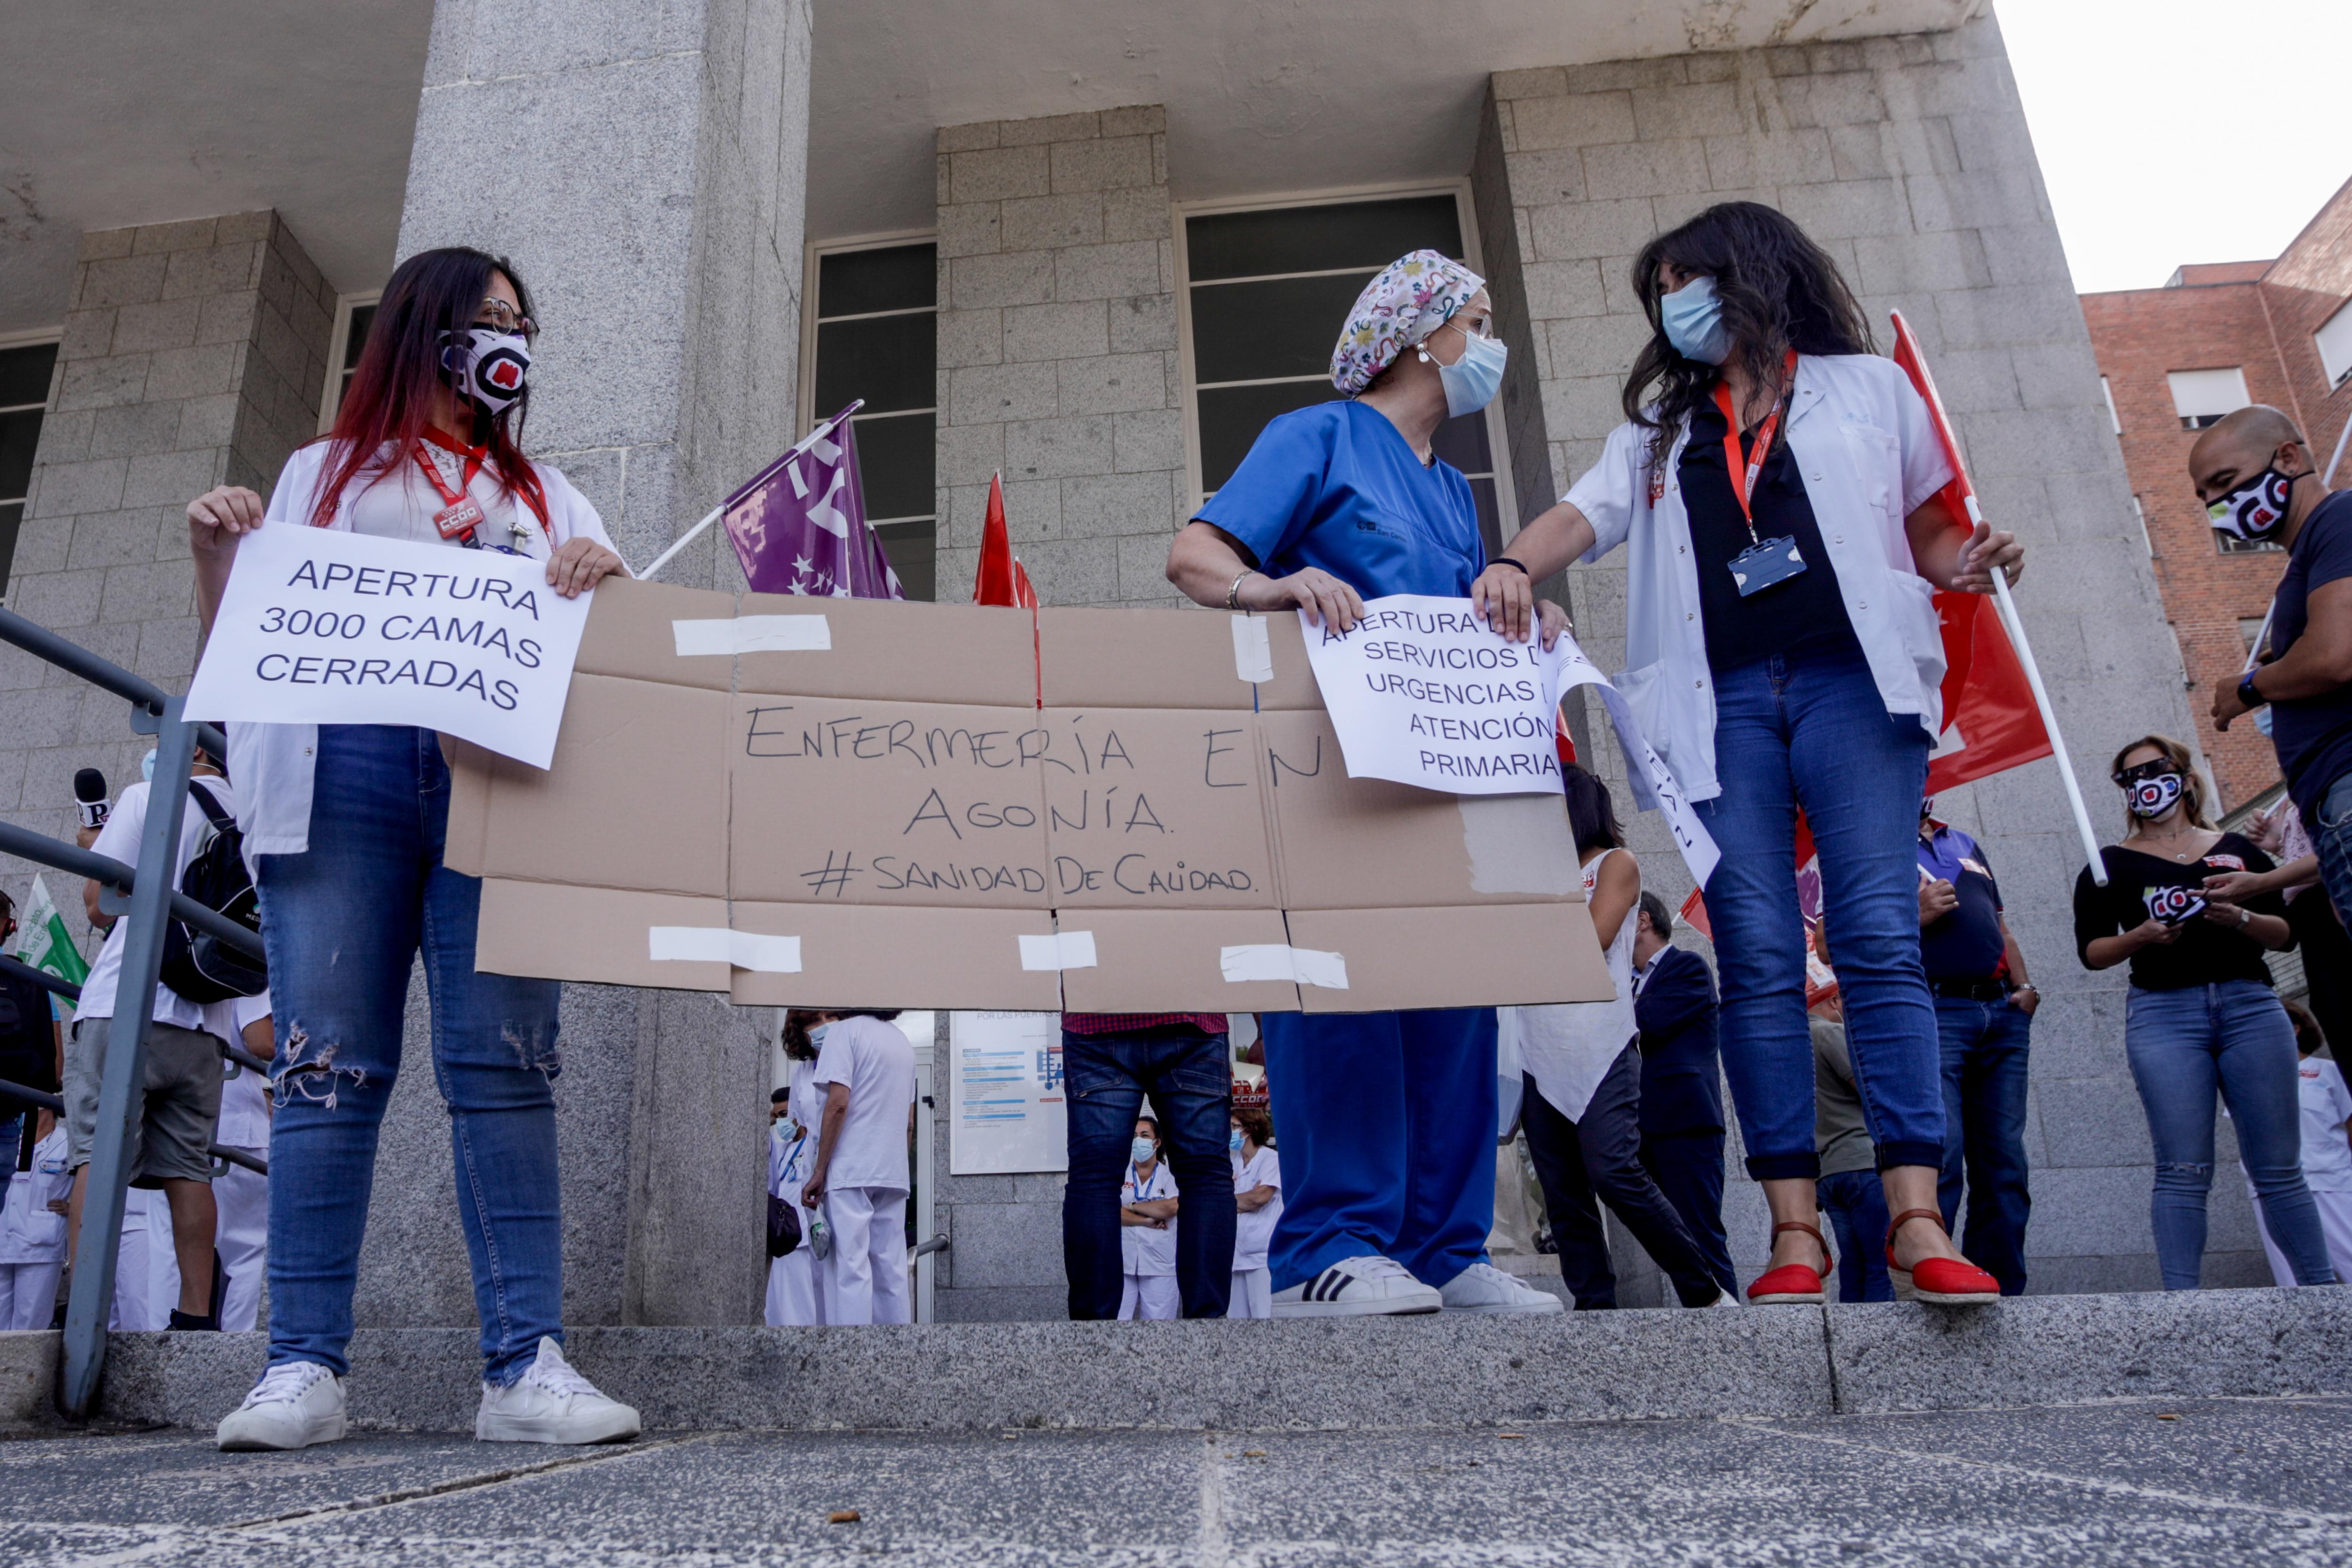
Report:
14,874,89,989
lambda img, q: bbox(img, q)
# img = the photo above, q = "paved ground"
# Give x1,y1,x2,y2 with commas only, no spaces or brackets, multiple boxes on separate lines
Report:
1,1395,2347,1566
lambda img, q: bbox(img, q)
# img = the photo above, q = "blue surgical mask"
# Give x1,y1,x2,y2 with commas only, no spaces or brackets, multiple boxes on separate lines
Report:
1130,1137,1157,1165
1433,328,1507,418
1660,276,1732,366
141,749,157,783
806,1022,832,1050
1229,1127,1245,1152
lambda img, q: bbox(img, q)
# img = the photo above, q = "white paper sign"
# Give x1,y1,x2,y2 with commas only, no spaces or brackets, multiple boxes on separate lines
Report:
948,1011,1068,1175
1299,594,1567,796
1549,631,1722,891
185,524,593,770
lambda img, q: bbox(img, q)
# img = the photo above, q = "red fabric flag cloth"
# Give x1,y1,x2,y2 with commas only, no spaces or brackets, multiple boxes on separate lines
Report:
974,473,1020,607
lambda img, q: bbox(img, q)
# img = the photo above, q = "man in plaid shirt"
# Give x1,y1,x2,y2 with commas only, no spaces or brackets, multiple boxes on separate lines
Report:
1060,1012,1235,1318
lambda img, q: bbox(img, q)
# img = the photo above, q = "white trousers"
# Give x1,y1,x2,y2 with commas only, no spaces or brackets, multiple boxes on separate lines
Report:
214,1155,267,1332
111,1191,179,1331
2251,1180,2352,1287
1229,1266,1272,1319
819,1186,910,1326
0,1261,62,1330
1119,1273,1180,1320
765,1247,825,1326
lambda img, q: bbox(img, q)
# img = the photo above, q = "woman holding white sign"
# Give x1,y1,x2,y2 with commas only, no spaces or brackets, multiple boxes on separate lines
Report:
1162,251,1564,1320
1465,203,2014,1306
183,248,637,1449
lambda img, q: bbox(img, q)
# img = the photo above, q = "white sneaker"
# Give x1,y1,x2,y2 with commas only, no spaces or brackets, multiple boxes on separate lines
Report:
1271,1255,1443,1319
216,1361,348,1451
475,1337,642,1445
1704,1285,1743,1309
1437,1262,1565,1315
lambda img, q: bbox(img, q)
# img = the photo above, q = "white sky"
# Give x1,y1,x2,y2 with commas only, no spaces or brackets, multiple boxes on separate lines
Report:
1998,0,2352,294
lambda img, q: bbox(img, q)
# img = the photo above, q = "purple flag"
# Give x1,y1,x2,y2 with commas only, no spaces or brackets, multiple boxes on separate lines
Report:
721,402,905,599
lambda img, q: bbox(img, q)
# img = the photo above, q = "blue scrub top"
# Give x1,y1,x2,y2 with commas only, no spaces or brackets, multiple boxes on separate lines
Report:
1197,401,1485,599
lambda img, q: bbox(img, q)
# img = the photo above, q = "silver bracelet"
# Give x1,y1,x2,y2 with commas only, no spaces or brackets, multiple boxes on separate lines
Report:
1226,570,1257,610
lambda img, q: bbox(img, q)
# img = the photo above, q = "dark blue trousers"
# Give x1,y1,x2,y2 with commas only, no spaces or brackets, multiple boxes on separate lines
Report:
1060,1027,1234,1320
1933,996,2033,1296
1639,1129,1737,1297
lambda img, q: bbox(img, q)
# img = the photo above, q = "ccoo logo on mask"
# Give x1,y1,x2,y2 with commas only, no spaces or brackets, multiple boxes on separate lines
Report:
2144,884,2206,926
440,327,532,418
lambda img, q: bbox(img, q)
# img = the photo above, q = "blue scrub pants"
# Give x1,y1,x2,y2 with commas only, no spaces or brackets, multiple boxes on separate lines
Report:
1262,1007,1496,1291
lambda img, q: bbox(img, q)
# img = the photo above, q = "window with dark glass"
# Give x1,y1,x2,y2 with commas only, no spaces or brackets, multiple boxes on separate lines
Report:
809,241,937,601
1183,194,1507,557
0,341,59,597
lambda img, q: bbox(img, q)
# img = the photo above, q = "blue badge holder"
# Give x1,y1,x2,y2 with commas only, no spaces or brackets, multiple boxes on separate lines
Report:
1729,536,1807,597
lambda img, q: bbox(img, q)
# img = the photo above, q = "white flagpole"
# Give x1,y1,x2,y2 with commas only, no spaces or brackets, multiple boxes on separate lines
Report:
636,400,866,583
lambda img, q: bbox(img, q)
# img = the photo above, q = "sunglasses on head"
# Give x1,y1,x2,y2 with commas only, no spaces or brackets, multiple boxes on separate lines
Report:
2112,759,2176,788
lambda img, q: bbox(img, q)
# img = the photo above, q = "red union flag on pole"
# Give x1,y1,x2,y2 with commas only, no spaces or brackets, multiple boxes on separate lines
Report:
973,472,1036,608
720,401,905,599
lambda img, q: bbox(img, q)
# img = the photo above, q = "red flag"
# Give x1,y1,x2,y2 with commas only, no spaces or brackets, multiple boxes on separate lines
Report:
975,473,1020,608
1888,313,2052,792
1012,558,1039,611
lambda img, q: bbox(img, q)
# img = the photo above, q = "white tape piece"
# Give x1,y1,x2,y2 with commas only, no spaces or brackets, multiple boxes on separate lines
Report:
670,615,832,657
1230,614,1273,684
1019,931,1098,971
647,926,803,973
1219,944,1349,990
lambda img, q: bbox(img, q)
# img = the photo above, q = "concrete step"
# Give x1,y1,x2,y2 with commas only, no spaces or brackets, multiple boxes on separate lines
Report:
4,1288,2347,1436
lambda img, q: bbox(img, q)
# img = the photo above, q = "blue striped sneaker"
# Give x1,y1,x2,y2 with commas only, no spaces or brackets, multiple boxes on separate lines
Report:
1271,1255,1443,1318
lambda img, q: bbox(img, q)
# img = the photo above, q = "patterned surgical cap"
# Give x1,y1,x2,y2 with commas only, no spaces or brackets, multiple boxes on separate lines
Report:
1328,250,1486,395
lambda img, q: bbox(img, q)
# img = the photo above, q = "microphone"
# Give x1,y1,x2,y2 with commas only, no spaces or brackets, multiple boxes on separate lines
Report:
74,768,109,832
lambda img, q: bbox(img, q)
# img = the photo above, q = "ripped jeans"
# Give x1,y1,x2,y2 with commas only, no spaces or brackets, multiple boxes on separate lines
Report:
256,725,566,1384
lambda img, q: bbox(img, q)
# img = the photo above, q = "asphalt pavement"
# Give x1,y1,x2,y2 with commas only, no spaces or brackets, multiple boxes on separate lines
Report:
2,1394,2346,1566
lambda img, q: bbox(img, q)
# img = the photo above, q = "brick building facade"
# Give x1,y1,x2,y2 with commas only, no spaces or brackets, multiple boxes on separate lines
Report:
2082,178,2352,812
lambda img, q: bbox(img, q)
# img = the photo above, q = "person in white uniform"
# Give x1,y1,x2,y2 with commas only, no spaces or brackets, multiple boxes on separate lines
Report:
1229,1103,1282,1319
1120,1116,1181,1321
1506,765,1729,1310
111,1186,182,1330
764,1011,828,1327
802,1011,916,1326
0,1120,71,1330
2253,1003,2352,1285
204,992,273,1332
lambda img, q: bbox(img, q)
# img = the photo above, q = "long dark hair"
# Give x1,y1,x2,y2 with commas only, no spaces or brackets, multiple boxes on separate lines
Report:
312,247,547,528
1622,202,1874,454
1561,763,1623,854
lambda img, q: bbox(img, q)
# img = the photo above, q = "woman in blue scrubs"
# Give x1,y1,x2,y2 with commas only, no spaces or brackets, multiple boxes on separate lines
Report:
1164,251,1566,1318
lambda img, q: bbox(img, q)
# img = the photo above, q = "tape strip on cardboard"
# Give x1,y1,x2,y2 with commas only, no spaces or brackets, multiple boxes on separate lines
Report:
648,925,803,972
1019,930,1098,971
1230,614,1273,684
671,615,832,657
1219,943,1348,989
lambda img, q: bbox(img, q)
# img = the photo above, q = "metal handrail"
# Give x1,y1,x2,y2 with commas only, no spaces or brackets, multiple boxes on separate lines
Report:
0,1077,265,1176
912,1234,949,1259
0,608,228,756
0,954,270,1076
0,822,263,960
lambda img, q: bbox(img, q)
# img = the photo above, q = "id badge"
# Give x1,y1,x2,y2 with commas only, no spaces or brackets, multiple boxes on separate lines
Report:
1728,535,1806,597
434,495,486,540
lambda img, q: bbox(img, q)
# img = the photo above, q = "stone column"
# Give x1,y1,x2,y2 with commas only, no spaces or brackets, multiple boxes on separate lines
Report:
2,213,333,857
368,0,814,1329
932,106,1186,608
1486,16,2218,1291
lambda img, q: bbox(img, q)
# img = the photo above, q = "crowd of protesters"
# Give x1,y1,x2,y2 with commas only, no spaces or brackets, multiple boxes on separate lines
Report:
2,190,2342,1463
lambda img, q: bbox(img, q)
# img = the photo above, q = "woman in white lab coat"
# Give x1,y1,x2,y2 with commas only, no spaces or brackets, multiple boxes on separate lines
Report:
1120,1117,1180,1320
764,1010,829,1327
1228,1106,1282,1319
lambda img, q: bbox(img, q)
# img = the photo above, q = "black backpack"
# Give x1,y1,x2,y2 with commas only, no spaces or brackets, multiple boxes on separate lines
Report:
159,780,268,1003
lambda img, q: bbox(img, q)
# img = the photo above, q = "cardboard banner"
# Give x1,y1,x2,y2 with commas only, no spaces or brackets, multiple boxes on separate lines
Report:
1299,595,1567,796
444,582,1616,1014
186,525,592,769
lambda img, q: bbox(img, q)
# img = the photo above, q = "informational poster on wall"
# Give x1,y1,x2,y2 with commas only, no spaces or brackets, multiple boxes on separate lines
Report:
948,1011,1067,1175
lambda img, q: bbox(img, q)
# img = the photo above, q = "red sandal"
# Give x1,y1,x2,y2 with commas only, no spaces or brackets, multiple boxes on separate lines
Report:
1746,1220,1833,1305
1885,1209,2001,1305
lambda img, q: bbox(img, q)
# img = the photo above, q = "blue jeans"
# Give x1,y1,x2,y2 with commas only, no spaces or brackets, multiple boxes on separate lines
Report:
1696,648,1942,1179
1934,996,2033,1294
2313,770,2352,931
1061,1027,1234,1319
1261,1008,1495,1291
2124,981,2334,1290
257,726,566,1383
1817,1169,1893,1302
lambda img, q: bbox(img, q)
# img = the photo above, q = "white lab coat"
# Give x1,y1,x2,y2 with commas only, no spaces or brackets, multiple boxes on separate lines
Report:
764,1060,826,1327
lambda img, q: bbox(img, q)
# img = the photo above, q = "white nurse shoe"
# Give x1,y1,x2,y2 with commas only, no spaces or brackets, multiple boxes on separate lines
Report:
1271,1255,1443,1318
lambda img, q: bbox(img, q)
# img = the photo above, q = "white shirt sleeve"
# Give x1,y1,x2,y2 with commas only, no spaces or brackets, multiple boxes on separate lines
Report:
811,1027,852,1093
533,462,619,557
1891,373,1958,516
262,443,331,529
1564,420,1649,562
88,780,149,867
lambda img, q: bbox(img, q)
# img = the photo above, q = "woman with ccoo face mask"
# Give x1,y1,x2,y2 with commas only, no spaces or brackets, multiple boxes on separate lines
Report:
2074,734,2332,1290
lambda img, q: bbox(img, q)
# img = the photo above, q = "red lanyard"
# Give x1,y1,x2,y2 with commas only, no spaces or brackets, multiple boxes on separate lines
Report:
1710,349,1799,542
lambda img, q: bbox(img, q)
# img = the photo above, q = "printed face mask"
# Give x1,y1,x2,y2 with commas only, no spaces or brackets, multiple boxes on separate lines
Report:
2124,771,2185,819
439,326,532,417
2207,467,2296,542
1432,328,1507,418
1660,276,1732,366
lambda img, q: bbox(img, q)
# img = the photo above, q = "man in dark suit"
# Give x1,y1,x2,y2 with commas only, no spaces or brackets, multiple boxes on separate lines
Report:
1631,892,1737,1297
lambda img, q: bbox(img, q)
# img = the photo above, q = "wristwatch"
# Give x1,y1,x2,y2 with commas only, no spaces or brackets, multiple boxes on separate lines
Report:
2239,670,2265,709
